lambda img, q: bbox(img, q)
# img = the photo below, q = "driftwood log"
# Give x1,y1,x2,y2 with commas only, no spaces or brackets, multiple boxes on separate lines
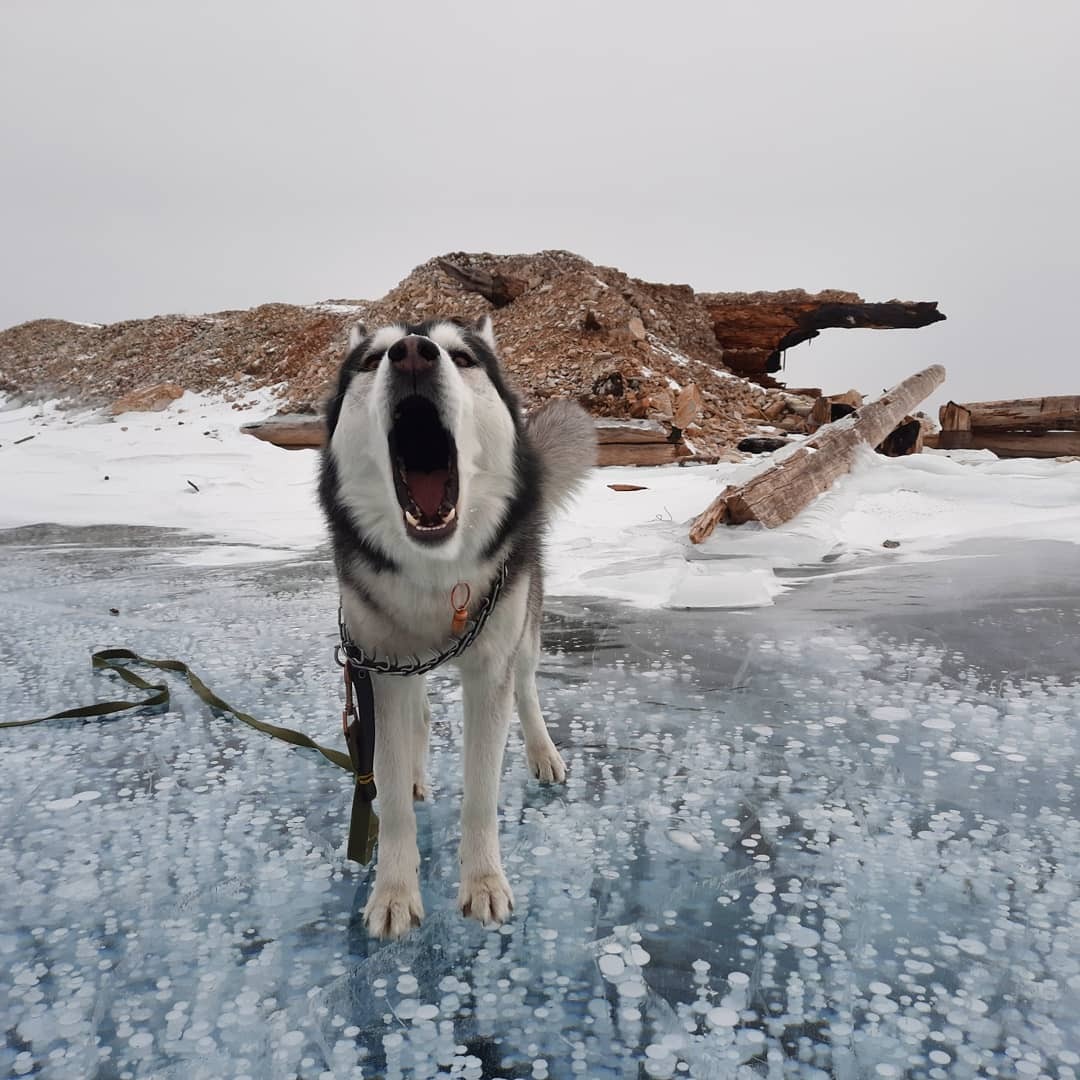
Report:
689,364,946,542
242,412,688,466
242,413,323,449
701,293,947,379
437,259,528,307
939,396,1080,434
930,431,1080,458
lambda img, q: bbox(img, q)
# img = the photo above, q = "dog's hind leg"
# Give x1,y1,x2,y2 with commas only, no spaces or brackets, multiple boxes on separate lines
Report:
363,674,426,939
457,666,516,925
514,622,567,783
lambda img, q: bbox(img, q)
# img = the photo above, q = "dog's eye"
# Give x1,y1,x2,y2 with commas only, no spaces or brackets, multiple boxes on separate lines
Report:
450,350,476,368
359,352,382,372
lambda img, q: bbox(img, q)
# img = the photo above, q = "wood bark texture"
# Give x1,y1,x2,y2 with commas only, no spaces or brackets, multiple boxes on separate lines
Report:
243,413,691,466
930,431,1080,458
689,364,946,542
940,396,1080,433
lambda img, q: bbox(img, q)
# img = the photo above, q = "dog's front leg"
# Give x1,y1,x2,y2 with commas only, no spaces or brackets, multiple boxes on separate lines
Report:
363,674,426,939
457,667,515,925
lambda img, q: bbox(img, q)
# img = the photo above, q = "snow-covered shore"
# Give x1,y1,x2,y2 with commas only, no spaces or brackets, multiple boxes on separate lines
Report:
3,392,1079,608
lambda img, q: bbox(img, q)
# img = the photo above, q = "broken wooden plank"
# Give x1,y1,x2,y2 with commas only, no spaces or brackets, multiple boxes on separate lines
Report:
939,395,1080,433
594,418,675,445
876,417,924,457
689,364,945,542
597,441,692,467
929,430,1080,458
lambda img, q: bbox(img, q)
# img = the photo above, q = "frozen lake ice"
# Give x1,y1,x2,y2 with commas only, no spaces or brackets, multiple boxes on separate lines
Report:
2,526,1080,1078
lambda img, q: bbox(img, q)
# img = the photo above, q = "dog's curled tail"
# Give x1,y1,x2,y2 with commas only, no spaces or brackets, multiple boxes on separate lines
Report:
527,399,597,512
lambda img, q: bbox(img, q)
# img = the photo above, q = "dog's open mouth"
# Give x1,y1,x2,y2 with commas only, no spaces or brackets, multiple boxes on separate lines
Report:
388,396,459,542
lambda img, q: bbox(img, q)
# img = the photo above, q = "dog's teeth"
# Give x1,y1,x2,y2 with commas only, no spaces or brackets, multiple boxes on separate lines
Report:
404,510,419,527
443,506,456,523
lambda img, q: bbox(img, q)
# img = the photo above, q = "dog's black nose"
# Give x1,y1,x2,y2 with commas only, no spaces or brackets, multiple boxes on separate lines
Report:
388,335,439,376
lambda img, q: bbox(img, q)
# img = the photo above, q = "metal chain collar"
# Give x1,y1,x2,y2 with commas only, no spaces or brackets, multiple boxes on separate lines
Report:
335,562,509,677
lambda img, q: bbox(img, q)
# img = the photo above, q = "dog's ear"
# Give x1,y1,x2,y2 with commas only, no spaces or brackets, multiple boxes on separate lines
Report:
346,322,367,353
473,314,497,352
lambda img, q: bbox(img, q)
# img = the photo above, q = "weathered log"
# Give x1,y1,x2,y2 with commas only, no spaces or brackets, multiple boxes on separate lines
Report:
940,395,1080,433
598,442,692,467
701,291,947,378
930,430,1080,458
689,364,946,541
241,414,324,449
243,411,691,466
437,259,528,307
594,418,673,444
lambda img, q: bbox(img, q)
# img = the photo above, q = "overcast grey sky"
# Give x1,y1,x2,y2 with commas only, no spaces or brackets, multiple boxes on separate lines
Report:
2,1,1077,404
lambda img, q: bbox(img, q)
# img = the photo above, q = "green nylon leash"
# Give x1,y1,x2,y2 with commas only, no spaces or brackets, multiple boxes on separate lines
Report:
1,648,377,864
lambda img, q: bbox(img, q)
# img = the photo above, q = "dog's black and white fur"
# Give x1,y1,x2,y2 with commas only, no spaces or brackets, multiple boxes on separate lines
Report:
319,315,595,938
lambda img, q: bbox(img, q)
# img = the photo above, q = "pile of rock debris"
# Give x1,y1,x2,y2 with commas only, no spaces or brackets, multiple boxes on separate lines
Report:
0,251,944,461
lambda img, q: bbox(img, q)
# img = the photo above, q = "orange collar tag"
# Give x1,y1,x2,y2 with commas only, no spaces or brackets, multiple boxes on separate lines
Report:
450,582,471,635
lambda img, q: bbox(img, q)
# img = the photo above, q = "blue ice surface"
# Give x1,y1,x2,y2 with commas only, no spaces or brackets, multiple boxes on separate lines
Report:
2,526,1080,1079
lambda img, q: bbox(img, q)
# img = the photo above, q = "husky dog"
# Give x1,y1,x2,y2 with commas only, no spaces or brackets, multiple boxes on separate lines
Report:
318,315,595,939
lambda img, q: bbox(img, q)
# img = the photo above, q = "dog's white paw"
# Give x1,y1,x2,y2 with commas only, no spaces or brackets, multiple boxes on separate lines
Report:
363,880,424,939
458,871,514,926
527,740,567,783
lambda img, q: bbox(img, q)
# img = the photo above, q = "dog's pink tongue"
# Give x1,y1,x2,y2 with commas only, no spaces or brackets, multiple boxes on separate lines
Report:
408,470,449,517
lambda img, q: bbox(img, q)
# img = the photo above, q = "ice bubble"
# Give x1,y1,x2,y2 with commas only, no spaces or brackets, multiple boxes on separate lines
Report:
780,924,820,949
44,797,80,811
868,982,891,996
876,734,900,745
707,1007,739,1028
949,751,980,763
396,974,419,995
871,707,910,722
599,955,625,979
668,830,702,851
922,718,955,731
957,938,988,957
